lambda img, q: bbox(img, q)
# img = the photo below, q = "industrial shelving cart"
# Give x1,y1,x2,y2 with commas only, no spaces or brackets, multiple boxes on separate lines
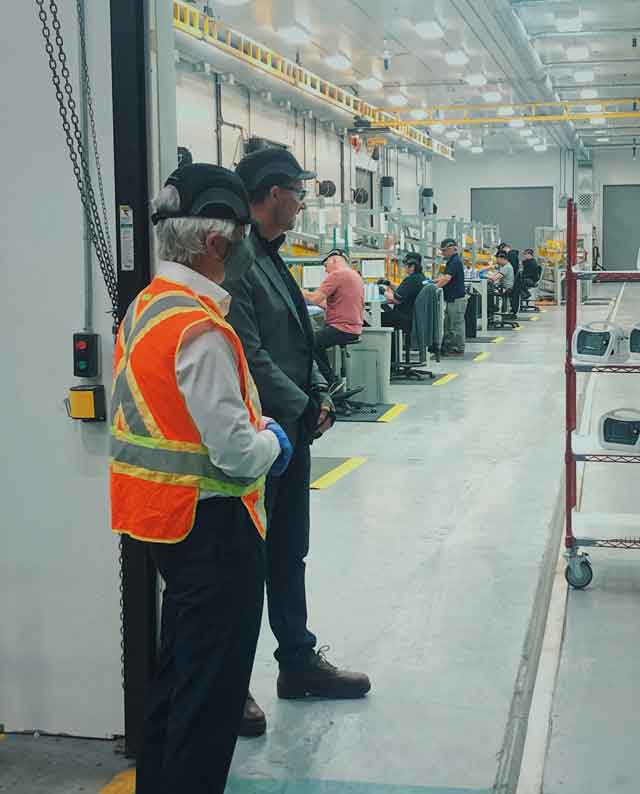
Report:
564,198,640,589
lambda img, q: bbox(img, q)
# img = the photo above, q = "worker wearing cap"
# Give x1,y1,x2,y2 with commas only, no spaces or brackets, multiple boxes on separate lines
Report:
224,148,371,738
110,164,293,794
381,252,426,332
302,249,365,392
435,238,467,356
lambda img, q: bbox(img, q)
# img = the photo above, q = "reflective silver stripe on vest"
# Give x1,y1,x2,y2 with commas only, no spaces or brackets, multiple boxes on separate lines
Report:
110,437,259,490
125,294,207,355
111,369,151,436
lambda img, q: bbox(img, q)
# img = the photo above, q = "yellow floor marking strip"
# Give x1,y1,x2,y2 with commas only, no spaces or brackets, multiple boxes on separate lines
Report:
515,326,524,332
310,456,367,490
530,315,540,322
432,373,459,387
473,351,491,362
491,336,505,344
0,734,5,741
100,769,135,794
377,403,408,422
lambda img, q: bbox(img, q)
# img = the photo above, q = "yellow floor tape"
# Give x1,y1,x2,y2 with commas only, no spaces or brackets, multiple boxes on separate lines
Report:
310,456,367,490
491,336,505,344
100,769,135,794
378,403,408,422
530,315,540,322
515,326,524,332
432,373,459,387
473,352,491,362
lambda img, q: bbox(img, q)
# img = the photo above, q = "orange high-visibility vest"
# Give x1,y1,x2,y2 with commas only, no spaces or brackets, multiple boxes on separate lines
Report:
109,276,267,543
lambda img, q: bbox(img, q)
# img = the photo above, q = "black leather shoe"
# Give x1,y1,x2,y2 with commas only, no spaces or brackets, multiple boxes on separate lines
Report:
238,692,266,737
277,647,371,700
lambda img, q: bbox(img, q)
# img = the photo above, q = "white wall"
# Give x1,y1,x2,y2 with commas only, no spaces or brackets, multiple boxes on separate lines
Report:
0,0,122,736
175,70,429,217
431,149,564,229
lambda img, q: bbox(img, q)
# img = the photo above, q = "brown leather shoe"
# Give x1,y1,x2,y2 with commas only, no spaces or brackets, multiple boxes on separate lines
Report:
238,692,266,738
277,646,371,700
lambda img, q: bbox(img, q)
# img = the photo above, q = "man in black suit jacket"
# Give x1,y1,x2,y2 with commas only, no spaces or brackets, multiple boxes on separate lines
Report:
224,148,371,737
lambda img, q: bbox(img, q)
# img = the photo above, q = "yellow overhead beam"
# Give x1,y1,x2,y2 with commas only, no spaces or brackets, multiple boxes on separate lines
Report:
374,111,640,128
172,1,454,159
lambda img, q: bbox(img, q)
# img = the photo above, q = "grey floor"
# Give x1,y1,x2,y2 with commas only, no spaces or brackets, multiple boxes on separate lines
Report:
2,293,631,794
544,284,640,794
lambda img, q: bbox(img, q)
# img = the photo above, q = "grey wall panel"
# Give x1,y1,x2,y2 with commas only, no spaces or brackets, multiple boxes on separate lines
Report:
603,185,640,271
471,186,554,251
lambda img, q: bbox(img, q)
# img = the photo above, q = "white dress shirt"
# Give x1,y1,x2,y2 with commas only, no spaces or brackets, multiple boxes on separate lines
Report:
157,261,280,499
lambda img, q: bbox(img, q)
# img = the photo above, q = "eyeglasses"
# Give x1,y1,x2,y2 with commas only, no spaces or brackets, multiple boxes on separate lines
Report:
282,185,307,202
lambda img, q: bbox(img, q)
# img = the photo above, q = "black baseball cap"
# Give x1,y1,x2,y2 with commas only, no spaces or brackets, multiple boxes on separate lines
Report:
496,250,509,259
151,163,251,226
321,248,349,265
523,248,535,255
404,252,422,268
236,147,316,194
440,238,457,249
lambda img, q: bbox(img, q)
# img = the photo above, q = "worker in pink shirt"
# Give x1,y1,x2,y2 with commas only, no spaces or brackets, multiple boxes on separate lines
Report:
302,249,364,393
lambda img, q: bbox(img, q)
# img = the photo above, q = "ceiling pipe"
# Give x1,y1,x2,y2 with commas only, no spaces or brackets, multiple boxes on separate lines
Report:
449,0,582,153
530,28,640,40
545,58,640,69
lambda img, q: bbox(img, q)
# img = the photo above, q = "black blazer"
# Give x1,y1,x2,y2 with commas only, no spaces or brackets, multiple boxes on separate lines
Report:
224,230,324,446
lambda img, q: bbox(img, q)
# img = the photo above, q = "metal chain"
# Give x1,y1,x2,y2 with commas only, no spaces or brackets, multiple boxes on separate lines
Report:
36,0,119,331
76,0,113,264
35,0,125,689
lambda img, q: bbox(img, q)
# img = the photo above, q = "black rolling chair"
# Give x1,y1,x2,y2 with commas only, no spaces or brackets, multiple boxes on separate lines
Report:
390,325,435,380
488,285,520,330
330,339,371,417
519,274,542,313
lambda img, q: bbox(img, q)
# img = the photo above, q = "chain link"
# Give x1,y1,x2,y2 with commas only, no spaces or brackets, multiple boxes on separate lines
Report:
35,0,125,688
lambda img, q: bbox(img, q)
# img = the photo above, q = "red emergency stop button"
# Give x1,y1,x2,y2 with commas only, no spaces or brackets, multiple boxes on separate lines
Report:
75,340,88,351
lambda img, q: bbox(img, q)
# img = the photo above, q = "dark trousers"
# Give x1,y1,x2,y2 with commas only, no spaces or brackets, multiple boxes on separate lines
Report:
265,438,317,665
313,324,359,384
135,498,265,794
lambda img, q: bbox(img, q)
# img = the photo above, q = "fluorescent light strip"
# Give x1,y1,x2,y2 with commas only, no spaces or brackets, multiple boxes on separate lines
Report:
325,53,351,70
445,50,469,66
415,20,444,39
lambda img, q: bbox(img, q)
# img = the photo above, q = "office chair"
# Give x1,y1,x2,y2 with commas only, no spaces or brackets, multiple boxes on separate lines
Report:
488,285,520,330
330,339,378,417
390,326,435,380
519,274,542,313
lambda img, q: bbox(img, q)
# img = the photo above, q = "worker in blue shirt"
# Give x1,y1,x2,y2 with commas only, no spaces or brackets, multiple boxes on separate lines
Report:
435,238,468,356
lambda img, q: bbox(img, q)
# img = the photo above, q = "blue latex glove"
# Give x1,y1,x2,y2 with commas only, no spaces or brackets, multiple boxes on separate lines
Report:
265,420,293,476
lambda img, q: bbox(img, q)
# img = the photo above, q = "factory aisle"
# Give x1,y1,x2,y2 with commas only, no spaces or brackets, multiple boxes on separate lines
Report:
544,284,640,794
228,297,613,794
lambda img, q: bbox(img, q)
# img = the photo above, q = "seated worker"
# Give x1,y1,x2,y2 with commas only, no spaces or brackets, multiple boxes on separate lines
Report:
522,248,542,287
302,249,364,391
486,251,515,312
498,242,520,275
434,238,467,356
381,252,425,332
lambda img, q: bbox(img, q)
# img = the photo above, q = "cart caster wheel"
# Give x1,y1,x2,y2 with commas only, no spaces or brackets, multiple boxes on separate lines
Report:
565,559,593,589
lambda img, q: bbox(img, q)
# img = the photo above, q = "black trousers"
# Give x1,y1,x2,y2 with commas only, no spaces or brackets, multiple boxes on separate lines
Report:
135,497,265,794
313,324,359,384
265,438,317,665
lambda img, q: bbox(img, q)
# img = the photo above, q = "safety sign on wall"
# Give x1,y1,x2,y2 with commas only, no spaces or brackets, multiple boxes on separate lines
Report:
119,205,135,272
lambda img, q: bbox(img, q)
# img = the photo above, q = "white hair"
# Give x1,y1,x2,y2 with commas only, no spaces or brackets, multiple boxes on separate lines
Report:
152,184,235,266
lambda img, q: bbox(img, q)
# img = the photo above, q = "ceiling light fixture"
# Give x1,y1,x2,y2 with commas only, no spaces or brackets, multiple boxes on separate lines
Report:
458,138,473,148
566,46,590,61
415,20,444,39
509,119,526,128
580,88,598,100
471,145,484,154
585,104,603,112
590,116,607,125
483,90,502,103
430,123,446,134
534,144,548,152
445,129,461,140
596,137,610,143
409,108,429,120
528,137,541,146
445,50,469,66
358,76,383,92
387,93,408,107
325,53,352,70
277,25,311,44
520,128,533,137
216,0,251,5
498,106,515,117
465,73,488,87
574,69,595,83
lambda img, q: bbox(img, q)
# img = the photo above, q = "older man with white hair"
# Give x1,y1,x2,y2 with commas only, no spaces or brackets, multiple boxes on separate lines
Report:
109,163,292,794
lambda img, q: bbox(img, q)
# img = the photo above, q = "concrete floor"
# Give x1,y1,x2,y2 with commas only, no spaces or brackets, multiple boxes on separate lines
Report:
544,284,640,794
2,293,630,794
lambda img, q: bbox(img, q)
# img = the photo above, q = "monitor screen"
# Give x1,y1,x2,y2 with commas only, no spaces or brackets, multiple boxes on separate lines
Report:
630,329,640,353
361,259,386,279
576,330,610,357
602,418,640,447
302,265,326,289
